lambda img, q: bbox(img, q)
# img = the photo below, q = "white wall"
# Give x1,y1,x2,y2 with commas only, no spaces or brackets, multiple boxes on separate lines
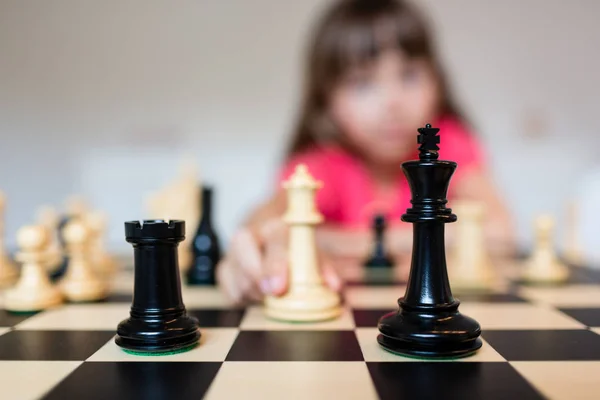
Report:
0,0,598,257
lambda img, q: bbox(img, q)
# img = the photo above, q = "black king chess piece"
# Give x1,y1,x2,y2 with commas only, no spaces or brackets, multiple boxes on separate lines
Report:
364,214,394,268
116,220,200,353
187,186,222,285
376,124,482,358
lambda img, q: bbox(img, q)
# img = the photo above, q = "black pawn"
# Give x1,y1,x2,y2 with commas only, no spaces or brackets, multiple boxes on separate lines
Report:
377,124,482,358
186,186,222,285
49,215,72,281
364,214,394,268
116,220,200,353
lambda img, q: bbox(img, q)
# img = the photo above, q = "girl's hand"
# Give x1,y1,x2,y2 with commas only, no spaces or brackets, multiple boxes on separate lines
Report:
216,218,343,305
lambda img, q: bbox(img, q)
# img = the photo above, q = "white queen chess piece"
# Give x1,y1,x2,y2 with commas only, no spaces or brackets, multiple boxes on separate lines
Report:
264,164,342,322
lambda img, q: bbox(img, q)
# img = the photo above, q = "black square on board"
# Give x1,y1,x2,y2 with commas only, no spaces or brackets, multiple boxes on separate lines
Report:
42,362,222,400
187,309,246,327
226,330,364,361
0,330,115,360
353,309,393,327
558,308,600,327
0,309,39,328
367,362,543,400
483,330,600,361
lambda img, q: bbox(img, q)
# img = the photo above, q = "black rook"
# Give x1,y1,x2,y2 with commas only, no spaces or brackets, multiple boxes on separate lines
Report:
376,124,482,358
116,220,200,353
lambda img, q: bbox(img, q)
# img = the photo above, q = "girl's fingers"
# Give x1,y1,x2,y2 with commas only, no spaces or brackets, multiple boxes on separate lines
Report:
229,228,263,283
320,257,344,292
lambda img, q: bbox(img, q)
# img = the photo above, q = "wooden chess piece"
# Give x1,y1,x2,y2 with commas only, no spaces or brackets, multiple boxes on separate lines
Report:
116,220,200,353
522,215,569,283
4,225,63,312
448,200,495,291
0,192,18,288
59,219,107,302
377,124,482,358
86,210,118,279
264,164,342,322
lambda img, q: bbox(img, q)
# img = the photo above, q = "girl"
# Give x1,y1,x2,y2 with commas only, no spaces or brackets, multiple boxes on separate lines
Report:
217,0,515,304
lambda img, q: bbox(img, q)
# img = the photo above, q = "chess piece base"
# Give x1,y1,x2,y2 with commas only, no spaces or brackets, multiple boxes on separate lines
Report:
522,258,570,284
61,278,107,302
264,286,342,322
5,286,62,312
116,310,201,353
377,301,482,359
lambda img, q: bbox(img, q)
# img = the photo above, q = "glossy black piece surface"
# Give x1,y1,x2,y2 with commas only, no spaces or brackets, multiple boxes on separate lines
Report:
377,124,482,358
187,186,222,285
116,220,200,353
363,214,394,268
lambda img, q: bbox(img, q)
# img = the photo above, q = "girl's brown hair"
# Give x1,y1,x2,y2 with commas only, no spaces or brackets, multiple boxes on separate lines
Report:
286,0,464,158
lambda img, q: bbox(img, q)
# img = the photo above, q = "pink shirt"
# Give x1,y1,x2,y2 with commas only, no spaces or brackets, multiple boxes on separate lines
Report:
278,116,485,230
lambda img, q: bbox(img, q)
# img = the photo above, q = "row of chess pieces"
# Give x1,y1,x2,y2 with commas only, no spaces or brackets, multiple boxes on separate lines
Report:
446,200,575,290
0,194,120,312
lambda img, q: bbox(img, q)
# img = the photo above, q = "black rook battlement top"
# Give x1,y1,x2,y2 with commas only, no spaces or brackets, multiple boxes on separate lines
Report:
124,220,185,240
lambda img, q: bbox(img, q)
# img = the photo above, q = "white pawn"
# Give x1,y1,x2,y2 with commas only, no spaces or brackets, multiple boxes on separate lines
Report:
0,192,18,288
264,164,342,322
36,205,63,274
522,215,569,283
448,201,495,291
60,219,107,302
85,211,118,279
4,225,63,312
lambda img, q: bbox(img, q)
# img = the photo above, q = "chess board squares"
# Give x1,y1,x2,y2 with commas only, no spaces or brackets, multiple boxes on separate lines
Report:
558,308,600,327
239,306,355,330
518,284,600,307
353,303,584,330
204,362,378,400
0,330,115,360
182,287,237,308
226,331,364,362
458,303,585,330
355,328,505,362
0,361,82,400
367,362,544,400
483,330,600,361
42,362,222,400
0,327,9,336
0,309,38,328
187,308,246,327
592,328,600,336
14,304,129,330
88,328,239,362
344,286,406,309
511,361,600,400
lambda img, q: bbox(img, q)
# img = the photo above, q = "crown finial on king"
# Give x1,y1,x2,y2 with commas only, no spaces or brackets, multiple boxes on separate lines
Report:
417,123,440,160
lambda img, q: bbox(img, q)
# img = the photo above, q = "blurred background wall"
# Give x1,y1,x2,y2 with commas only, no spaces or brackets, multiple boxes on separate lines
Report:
0,0,599,255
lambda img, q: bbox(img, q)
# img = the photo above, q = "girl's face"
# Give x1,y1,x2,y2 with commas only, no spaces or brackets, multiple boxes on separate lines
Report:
329,50,440,165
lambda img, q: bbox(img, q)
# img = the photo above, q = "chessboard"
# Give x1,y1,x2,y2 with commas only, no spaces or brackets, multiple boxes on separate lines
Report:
1,260,600,400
